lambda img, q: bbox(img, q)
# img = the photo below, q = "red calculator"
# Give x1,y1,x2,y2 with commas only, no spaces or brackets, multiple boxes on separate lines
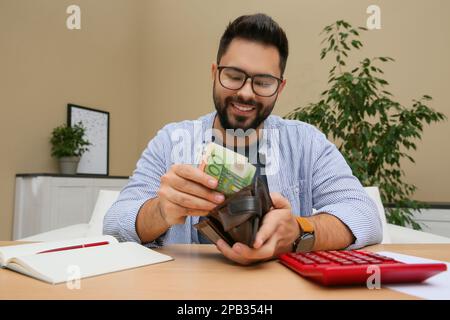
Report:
279,250,447,286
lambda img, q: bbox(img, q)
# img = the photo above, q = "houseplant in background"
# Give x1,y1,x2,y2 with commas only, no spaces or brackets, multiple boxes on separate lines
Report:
285,20,446,229
50,122,91,175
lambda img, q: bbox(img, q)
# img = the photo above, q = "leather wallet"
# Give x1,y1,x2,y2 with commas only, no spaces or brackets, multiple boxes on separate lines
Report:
194,177,273,248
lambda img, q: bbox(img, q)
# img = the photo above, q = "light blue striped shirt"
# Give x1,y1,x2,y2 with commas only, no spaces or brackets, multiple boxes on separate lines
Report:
103,111,382,250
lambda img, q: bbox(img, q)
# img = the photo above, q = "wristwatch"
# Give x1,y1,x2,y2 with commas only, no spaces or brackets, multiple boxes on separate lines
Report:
292,217,315,253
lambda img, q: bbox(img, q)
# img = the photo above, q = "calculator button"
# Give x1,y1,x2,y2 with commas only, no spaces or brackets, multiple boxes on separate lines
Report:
365,260,382,264
334,258,350,263
316,260,330,264
295,257,314,264
369,253,395,261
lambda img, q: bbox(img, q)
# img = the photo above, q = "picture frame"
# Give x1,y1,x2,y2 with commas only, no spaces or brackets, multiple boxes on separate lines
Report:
67,104,110,176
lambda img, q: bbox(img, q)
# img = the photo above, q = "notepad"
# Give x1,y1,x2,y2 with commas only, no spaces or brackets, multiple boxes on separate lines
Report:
0,235,173,284
379,251,450,300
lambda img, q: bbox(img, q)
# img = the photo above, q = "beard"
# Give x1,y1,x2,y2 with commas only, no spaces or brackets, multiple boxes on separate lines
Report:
213,82,276,131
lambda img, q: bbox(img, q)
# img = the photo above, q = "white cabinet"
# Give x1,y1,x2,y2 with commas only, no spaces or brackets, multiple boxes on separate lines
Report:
13,174,129,240
413,208,450,238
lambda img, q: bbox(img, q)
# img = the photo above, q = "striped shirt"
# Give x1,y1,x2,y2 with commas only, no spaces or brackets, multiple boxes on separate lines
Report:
103,111,382,249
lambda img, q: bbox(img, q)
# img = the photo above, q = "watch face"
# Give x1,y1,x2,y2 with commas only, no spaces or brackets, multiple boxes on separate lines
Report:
296,233,315,253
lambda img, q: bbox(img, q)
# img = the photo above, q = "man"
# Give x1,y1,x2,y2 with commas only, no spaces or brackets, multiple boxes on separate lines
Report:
104,13,382,265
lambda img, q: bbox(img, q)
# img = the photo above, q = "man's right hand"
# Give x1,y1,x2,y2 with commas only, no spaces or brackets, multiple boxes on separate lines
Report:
157,164,225,225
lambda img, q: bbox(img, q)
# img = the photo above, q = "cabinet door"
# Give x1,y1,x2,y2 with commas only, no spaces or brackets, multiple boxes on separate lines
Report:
13,177,52,239
413,209,450,238
50,178,94,229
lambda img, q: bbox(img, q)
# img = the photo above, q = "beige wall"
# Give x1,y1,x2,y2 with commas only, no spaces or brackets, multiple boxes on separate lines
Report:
0,0,143,240
1,0,449,240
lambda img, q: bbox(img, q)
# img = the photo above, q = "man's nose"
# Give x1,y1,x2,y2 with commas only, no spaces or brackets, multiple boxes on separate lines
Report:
237,78,256,100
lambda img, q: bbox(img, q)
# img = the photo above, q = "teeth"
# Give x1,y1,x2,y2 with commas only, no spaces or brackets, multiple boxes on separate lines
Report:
233,103,254,112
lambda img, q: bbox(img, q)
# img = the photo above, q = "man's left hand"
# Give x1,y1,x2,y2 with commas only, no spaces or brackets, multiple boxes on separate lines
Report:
216,192,300,265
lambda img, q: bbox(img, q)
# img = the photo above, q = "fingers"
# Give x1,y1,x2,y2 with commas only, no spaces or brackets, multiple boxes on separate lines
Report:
172,164,218,189
253,210,282,248
158,164,225,222
216,240,253,265
185,209,210,217
159,186,218,211
235,237,278,260
159,200,210,225
269,192,291,210
166,171,224,204
216,238,277,265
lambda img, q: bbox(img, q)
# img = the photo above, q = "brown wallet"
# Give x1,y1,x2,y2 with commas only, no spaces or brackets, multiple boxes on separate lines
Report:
194,177,273,248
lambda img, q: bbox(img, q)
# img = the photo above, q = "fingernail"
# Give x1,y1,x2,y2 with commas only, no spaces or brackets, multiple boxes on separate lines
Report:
208,179,217,187
215,194,225,202
234,244,242,253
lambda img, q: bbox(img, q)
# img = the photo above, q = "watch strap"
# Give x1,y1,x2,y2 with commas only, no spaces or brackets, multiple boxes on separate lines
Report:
295,217,314,234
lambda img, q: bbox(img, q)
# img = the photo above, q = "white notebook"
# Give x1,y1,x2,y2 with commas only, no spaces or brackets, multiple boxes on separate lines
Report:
0,235,173,284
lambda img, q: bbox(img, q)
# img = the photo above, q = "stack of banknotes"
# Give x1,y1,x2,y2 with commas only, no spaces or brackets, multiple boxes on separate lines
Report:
198,142,256,196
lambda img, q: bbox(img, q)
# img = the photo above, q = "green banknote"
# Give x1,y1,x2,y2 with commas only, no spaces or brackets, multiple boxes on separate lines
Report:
199,142,256,195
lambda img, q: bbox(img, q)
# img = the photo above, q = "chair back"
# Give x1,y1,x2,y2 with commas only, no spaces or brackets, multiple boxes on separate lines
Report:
86,190,121,236
364,186,391,244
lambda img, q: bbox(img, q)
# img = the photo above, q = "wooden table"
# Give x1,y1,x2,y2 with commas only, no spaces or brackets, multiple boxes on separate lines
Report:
1,242,449,299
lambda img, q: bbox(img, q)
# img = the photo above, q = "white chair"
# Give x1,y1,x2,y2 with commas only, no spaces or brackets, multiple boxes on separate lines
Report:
364,187,392,244
364,186,450,244
19,190,120,242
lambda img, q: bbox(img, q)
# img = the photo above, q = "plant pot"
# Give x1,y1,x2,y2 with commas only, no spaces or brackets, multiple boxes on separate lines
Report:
59,156,80,175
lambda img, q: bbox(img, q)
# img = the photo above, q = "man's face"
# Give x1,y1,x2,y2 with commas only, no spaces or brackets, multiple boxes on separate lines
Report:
212,38,286,131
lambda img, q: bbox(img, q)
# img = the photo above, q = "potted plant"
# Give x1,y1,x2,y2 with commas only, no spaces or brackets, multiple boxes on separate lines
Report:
285,20,446,229
50,122,91,175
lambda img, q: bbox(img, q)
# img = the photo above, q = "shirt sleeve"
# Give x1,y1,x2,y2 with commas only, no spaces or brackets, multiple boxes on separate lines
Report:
310,129,383,249
103,127,171,248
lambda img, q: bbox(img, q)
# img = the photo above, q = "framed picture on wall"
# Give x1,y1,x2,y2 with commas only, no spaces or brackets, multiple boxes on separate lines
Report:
67,104,110,176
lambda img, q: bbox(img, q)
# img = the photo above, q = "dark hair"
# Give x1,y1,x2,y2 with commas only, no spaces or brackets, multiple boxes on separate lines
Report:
217,13,289,76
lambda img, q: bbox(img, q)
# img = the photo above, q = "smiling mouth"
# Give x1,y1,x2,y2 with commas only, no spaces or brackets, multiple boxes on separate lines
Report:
230,102,256,114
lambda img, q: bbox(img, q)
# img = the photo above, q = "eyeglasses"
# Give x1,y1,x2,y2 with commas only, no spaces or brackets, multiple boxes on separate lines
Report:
217,66,283,97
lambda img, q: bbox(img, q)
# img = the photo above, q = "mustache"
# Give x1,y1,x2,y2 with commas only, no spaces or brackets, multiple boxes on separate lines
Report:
226,96,260,108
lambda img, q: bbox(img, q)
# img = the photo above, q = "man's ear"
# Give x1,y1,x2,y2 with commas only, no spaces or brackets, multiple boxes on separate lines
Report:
277,79,287,95
211,63,218,81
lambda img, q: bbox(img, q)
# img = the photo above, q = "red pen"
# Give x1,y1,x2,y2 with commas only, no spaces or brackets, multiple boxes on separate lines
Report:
37,241,110,254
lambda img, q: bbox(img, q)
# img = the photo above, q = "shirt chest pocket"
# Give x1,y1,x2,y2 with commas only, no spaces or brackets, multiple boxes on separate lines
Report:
279,179,307,216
